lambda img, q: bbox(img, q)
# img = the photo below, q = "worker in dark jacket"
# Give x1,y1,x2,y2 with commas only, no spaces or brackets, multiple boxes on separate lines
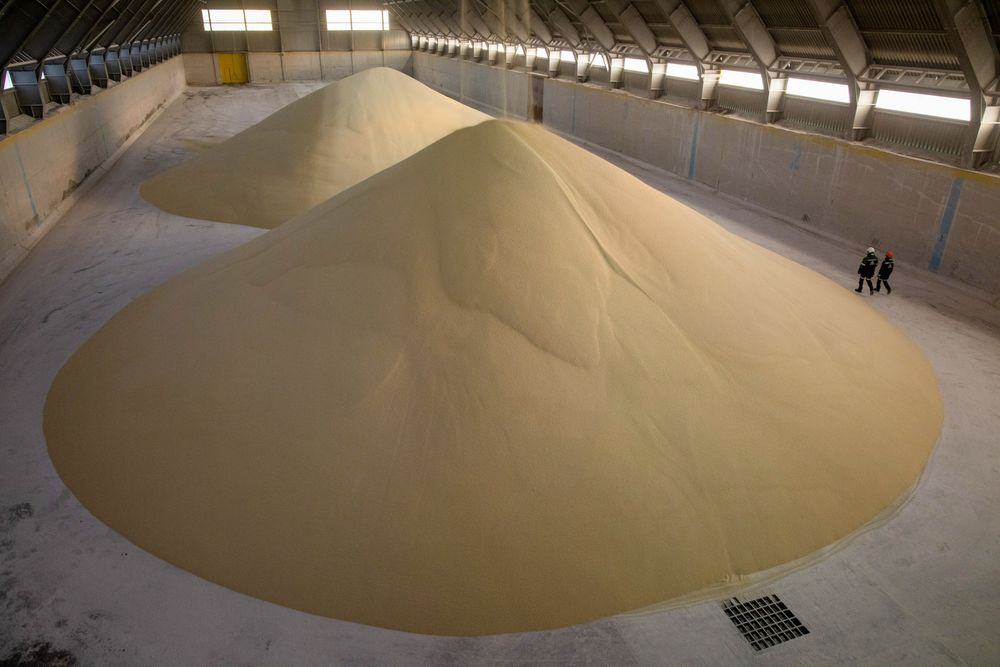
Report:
855,247,878,294
875,251,894,294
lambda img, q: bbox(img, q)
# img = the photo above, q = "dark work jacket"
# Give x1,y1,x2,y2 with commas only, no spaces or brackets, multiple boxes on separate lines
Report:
858,254,878,278
878,258,894,279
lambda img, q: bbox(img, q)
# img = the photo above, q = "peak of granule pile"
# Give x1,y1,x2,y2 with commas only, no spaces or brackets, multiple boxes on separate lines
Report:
140,67,489,229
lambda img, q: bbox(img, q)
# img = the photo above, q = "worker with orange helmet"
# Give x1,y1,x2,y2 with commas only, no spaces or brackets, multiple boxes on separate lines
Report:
875,251,894,294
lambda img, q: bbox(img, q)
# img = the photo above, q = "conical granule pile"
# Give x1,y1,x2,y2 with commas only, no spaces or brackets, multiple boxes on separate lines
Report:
47,120,942,636
140,67,489,229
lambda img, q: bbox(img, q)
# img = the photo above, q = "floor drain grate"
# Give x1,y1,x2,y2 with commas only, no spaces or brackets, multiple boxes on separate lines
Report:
723,594,809,651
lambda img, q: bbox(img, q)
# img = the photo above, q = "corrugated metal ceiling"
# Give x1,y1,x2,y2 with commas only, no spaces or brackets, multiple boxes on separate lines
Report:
752,0,819,29
845,0,943,31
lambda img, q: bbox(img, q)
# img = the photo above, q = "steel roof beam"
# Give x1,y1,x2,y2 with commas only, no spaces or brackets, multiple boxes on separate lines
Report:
111,0,164,47
717,0,784,122
52,0,115,56
162,0,200,37
406,4,443,37
0,0,64,73
72,0,127,52
500,2,530,43
526,7,553,44
602,0,667,96
932,0,1000,167
562,0,615,51
652,0,714,106
544,7,582,47
804,0,874,141
473,0,509,40
140,0,189,39
123,0,171,43
391,3,426,35
420,0,458,37
603,0,656,55
77,0,139,50
653,0,708,61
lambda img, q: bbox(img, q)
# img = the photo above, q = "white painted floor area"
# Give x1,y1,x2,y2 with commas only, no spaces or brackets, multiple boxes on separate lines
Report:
1,83,998,666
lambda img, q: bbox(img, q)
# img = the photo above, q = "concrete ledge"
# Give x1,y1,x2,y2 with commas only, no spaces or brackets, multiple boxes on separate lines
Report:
0,56,186,284
412,52,1000,297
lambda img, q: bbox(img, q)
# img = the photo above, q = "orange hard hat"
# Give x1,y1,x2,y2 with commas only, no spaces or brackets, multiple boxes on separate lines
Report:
885,251,893,258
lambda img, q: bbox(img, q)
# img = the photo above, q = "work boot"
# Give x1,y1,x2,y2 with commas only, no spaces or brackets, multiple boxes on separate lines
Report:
854,287,863,293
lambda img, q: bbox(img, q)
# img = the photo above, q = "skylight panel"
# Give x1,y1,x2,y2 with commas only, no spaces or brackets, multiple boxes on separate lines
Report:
326,9,390,31
875,89,970,121
786,77,849,103
244,10,272,31
666,63,699,80
327,10,351,30
202,9,272,32
206,9,248,31
719,69,763,90
624,57,648,73
351,10,385,30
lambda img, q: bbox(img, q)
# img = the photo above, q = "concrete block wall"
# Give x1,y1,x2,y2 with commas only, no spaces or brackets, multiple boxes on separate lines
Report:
0,57,186,283
183,51,413,85
412,52,1000,298
413,53,530,119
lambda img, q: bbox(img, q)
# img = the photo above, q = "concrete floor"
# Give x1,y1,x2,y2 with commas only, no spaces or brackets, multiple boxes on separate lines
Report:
1,82,998,666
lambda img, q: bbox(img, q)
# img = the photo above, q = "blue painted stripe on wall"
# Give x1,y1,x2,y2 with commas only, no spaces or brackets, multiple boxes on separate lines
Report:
14,144,39,220
929,177,964,273
687,116,700,180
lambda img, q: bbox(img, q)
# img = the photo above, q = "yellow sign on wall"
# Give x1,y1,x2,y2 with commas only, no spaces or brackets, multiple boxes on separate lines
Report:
217,53,248,84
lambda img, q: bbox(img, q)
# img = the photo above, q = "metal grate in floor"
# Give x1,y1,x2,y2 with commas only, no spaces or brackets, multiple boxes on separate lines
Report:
723,594,809,651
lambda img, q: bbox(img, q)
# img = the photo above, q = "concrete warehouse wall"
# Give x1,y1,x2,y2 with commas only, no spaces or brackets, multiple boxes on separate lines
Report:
183,51,413,85
410,53,531,120
0,57,186,283
412,53,1000,299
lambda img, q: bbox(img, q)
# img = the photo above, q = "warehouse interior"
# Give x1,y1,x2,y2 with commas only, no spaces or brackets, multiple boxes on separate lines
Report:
1,1,999,665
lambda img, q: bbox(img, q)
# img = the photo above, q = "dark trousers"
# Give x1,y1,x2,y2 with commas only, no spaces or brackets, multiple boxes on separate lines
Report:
857,277,874,293
876,278,891,294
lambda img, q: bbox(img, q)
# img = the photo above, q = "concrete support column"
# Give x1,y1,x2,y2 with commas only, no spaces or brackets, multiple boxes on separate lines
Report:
505,44,517,69
43,62,72,103
525,47,537,72
609,56,625,88
577,53,593,82
699,67,720,109
765,74,787,123
10,68,46,119
88,52,110,89
106,48,123,82
649,61,667,99
851,86,877,141
68,56,93,95
548,51,560,78
974,105,1000,165
473,42,484,63
119,49,133,77
487,43,499,66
